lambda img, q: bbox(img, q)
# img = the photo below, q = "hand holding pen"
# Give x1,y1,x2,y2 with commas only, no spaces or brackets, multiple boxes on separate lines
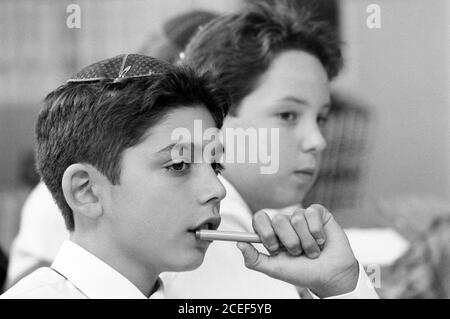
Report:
198,204,360,298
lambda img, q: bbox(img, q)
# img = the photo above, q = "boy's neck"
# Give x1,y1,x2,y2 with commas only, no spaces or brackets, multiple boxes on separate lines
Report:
222,172,266,213
70,234,160,298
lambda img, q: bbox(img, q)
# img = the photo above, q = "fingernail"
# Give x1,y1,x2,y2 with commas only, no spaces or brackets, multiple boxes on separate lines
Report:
310,252,320,259
317,238,325,246
269,244,279,252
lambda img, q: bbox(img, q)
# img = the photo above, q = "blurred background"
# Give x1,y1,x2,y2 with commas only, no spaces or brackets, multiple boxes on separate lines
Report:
0,0,449,297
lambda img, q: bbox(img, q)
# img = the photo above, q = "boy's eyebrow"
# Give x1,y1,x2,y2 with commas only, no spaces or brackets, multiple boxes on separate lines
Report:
155,141,225,160
156,142,195,154
278,96,332,111
278,96,309,106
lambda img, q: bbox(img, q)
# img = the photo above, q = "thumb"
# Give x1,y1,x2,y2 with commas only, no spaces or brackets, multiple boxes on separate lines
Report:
322,214,351,248
236,242,274,276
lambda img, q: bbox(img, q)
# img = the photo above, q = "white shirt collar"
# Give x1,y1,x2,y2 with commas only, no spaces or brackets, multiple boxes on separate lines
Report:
51,240,163,299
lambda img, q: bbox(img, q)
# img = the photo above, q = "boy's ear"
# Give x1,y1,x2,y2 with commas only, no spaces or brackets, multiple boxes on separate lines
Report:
62,164,104,221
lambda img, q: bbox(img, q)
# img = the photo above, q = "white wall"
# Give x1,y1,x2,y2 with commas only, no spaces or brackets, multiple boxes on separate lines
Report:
335,0,450,201
0,0,241,108
447,0,450,201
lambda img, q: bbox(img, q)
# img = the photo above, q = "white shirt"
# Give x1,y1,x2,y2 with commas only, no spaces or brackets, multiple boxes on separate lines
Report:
1,240,164,299
161,176,379,299
345,228,409,267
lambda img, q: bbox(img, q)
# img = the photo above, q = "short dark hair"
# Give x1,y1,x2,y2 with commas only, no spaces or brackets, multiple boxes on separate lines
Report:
36,63,229,231
182,0,343,115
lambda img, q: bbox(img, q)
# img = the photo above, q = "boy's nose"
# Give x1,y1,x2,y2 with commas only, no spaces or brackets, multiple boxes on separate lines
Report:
299,125,327,154
197,171,227,205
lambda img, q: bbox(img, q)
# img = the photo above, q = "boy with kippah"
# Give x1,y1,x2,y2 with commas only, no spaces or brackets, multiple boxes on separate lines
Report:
5,9,221,289
1,54,229,298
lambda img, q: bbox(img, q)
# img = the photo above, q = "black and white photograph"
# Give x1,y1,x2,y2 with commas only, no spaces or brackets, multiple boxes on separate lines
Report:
0,0,449,305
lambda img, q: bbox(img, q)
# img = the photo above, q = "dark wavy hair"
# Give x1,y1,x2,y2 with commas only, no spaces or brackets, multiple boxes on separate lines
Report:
182,0,343,115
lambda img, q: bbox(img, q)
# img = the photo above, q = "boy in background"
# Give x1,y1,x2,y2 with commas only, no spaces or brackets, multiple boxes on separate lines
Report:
161,0,378,298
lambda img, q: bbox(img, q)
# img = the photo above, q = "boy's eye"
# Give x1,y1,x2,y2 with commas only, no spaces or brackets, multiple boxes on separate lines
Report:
167,161,190,172
277,112,298,122
317,115,329,127
211,162,225,175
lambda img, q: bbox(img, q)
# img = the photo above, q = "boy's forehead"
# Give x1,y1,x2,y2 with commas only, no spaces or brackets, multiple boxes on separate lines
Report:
260,51,329,92
161,106,216,128
139,107,220,152
67,54,170,84
240,51,331,112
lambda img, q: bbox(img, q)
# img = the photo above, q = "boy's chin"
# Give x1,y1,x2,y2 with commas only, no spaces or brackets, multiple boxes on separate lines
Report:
167,250,206,272
282,184,311,205
266,192,306,210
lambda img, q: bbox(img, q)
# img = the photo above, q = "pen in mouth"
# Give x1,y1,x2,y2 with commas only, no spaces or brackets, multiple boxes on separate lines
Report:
195,230,262,243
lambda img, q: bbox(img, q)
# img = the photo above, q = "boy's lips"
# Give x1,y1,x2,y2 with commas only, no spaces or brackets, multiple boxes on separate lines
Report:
294,167,316,176
189,216,221,233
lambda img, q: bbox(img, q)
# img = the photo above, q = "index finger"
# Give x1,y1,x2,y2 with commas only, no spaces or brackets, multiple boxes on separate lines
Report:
252,210,280,252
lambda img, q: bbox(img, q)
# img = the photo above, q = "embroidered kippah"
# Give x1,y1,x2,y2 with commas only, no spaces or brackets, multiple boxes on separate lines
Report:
67,54,169,83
